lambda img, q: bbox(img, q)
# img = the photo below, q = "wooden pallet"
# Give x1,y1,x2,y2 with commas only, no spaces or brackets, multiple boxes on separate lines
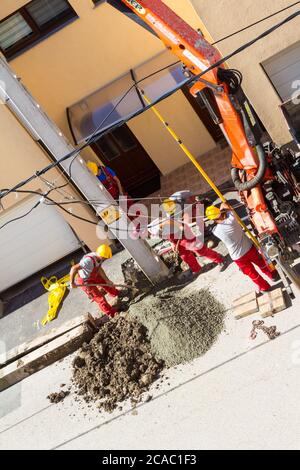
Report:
0,313,96,368
233,291,258,319
0,314,96,392
233,288,286,319
258,288,286,318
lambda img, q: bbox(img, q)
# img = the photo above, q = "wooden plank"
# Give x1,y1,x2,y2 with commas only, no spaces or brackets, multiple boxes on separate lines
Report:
0,323,94,392
258,288,286,318
0,313,96,368
234,299,259,320
233,291,257,308
259,297,286,318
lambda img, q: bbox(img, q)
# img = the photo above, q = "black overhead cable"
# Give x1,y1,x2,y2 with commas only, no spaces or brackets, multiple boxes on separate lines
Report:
0,189,187,232
0,189,99,231
0,200,41,231
64,59,181,186
33,2,300,197
212,1,300,45
1,8,300,205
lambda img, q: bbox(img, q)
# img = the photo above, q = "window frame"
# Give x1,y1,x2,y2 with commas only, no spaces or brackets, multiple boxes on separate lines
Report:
0,0,78,60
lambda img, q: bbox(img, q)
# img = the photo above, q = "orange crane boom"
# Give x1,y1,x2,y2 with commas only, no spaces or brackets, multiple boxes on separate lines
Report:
118,0,278,237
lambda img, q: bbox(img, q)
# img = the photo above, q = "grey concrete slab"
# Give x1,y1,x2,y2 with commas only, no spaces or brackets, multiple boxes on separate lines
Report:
0,258,300,450
0,249,130,351
1,190,300,449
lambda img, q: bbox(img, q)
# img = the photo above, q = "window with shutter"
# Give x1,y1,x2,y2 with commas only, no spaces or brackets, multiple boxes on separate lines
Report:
0,0,77,59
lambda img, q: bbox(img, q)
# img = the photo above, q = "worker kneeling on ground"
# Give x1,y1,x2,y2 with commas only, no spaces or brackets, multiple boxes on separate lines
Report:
70,244,119,318
206,203,280,292
161,198,225,276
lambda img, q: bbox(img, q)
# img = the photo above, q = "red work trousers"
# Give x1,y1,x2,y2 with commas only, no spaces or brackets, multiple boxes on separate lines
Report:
234,245,273,291
77,273,119,317
170,236,223,273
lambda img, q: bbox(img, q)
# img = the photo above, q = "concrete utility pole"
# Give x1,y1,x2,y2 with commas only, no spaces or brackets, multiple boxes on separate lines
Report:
0,57,169,284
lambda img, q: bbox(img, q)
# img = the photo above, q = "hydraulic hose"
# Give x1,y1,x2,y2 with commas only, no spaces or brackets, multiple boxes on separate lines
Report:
231,144,267,191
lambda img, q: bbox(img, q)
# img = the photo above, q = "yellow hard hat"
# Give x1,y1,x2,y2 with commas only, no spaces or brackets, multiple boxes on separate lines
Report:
87,161,99,176
162,198,176,215
206,205,221,220
96,244,112,259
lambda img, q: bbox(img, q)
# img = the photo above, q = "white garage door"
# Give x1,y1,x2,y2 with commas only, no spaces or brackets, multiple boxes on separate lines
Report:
0,196,81,292
263,41,300,102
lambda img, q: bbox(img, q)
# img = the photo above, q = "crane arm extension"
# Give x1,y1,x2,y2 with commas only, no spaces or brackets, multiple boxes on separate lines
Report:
119,0,278,235
120,0,257,170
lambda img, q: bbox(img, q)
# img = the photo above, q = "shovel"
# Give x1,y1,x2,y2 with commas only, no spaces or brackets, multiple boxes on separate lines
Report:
74,281,140,297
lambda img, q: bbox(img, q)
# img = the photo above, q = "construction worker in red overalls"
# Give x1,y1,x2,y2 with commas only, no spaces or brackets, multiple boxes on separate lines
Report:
97,166,124,200
160,199,225,276
70,244,119,317
87,161,134,217
206,203,280,292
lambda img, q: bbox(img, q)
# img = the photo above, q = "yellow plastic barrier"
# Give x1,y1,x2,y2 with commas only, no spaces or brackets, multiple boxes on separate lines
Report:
41,274,70,326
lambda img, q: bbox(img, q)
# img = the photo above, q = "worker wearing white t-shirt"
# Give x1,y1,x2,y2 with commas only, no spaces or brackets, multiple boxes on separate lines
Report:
206,203,279,292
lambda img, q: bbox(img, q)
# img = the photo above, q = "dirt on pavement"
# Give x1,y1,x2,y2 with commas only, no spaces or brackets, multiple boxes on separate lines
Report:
71,316,163,412
51,278,225,412
47,390,70,403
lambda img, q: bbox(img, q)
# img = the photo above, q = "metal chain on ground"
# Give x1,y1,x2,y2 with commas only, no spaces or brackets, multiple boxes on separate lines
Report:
250,320,281,340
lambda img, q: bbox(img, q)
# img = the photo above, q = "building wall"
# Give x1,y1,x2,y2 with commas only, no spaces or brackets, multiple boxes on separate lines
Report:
0,0,216,175
0,104,104,251
153,145,232,200
190,0,300,145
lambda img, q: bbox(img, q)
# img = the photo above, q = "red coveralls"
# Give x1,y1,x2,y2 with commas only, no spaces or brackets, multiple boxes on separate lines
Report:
101,167,135,219
101,167,120,200
77,255,119,317
168,222,223,273
234,245,274,291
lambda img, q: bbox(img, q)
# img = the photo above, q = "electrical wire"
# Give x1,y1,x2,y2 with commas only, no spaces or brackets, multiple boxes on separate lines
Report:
9,58,182,197
0,189,99,231
1,8,300,204
0,188,205,234
0,187,246,236
212,1,300,45
57,59,182,190
3,4,288,232
0,187,57,230
0,200,41,231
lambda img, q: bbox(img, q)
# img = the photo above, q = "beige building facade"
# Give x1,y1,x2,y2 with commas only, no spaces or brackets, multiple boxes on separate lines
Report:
1,0,299,291
191,0,300,145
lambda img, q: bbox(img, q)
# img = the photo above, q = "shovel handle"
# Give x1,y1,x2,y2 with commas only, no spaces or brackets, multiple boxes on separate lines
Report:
74,282,137,291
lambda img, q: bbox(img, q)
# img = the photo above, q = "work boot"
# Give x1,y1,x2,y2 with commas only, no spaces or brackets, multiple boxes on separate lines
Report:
271,271,281,282
216,258,230,273
178,269,201,281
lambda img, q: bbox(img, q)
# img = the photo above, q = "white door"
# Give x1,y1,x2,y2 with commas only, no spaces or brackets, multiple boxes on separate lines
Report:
0,196,81,292
263,41,300,102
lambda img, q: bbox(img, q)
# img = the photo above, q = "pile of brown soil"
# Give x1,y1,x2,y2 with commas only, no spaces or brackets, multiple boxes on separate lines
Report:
71,316,163,412
129,287,225,367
